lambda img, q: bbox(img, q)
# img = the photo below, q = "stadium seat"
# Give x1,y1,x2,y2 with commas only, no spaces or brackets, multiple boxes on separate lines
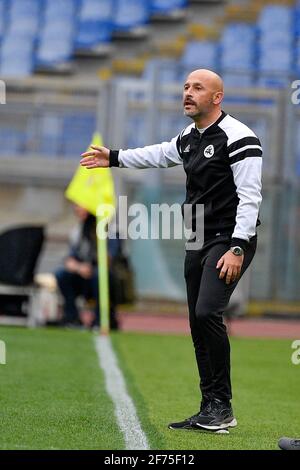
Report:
295,37,300,74
258,4,293,30
7,0,42,40
157,113,188,142
113,0,150,33
38,113,63,157
36,0,76,69
295,0,300,38
257,5,293,76
220,23,256,73
61,113,96,157
0,0,9,40
0,128,25,154
43,0,77,19
36,28,75,69
222,72,254,88
75,0,114,50
1,0,42,75
125,112,148,149
143,57,180,83
0,36,35,77
36,36,75,69
150,0,187,17
180,40,218,71
256,75,291,89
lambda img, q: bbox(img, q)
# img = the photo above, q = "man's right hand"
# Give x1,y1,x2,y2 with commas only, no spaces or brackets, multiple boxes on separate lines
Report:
80,145,110,169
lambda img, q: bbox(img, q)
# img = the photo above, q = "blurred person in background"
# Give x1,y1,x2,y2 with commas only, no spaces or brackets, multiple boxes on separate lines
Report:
80,69,262,432
55,204,119,329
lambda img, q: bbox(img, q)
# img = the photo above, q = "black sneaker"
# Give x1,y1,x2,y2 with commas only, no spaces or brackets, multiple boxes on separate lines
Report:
193,398,237,431
168,400,211,430
278,437,300,450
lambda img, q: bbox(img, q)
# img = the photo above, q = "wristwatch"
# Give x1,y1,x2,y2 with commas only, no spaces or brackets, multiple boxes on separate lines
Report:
230,246,244,256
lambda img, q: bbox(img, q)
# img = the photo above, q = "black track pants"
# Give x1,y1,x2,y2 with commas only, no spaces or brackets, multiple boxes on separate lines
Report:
184,235,257,403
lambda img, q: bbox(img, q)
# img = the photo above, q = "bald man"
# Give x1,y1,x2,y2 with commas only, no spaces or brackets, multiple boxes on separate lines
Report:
81,69,262,432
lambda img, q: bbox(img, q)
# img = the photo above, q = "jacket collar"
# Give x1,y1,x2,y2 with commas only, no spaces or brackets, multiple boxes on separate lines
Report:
192,110,227,137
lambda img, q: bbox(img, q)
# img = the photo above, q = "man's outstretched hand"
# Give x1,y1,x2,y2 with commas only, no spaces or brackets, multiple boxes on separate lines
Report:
80,145,110,169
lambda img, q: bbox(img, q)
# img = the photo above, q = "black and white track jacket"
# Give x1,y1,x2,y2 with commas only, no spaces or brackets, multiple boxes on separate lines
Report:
109,111,262,251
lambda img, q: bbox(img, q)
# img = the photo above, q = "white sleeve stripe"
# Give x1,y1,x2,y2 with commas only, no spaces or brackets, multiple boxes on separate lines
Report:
231,157,262,241
118,136,183,169
229,144,262,158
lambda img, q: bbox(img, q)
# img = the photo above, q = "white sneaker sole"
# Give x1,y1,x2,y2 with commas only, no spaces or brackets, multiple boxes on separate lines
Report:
196,418,237,431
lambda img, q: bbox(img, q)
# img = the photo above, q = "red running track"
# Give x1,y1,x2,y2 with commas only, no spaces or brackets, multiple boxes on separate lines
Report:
119,313,300,339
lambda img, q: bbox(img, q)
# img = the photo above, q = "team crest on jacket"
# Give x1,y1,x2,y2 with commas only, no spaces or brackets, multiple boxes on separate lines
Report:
204,145,214,158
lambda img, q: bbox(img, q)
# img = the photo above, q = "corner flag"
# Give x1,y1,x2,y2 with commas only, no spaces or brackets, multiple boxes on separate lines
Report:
65,132,116,335
65,132,115,217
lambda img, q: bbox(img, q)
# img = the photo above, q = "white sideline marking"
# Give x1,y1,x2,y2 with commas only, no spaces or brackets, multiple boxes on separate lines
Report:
0,340,6,364
95,336,149,450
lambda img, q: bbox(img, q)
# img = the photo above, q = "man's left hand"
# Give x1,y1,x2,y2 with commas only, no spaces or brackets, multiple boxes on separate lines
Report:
216,250,244,285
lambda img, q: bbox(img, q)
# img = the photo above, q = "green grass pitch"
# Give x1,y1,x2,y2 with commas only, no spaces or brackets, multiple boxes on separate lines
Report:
0,326,299,450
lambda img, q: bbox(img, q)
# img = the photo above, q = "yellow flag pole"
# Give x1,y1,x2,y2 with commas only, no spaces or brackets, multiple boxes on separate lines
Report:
97,216,110,335
65,131,115,335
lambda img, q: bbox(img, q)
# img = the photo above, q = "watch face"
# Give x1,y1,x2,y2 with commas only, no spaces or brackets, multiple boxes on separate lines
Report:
232,246,243,256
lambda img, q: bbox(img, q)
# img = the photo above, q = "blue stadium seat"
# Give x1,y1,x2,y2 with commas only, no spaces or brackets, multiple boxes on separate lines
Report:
295,0,300,37
257,5,293,76
150,0,187,15
35,0,76,68
113,0,150,32
43,0,77,19
293,2,300,73
223,73,254,88
258,46,292,73
61,113,96,157
0,0,9,40
157,114,188,142
7,0,42,40
295,38,300,74
76,21,113,49
2,0,41,77
0,36,34,77
143,58,180,83
125,112,147,149
220,23,256,73
37,111,96,158
180,40,218,70
256,75,291,89
36,35,74,68
75,0,114,49
38,113,63,157
0,127,25,154
258,4,293,30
